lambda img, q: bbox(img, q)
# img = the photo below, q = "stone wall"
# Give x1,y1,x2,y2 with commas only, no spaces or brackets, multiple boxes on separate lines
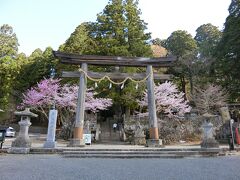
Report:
123,114,224,145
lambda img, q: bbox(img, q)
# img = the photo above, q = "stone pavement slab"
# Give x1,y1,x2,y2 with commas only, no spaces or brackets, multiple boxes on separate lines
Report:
0,133,233,154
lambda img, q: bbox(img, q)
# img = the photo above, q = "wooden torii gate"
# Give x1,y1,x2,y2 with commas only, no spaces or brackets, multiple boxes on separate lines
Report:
53,51,175,147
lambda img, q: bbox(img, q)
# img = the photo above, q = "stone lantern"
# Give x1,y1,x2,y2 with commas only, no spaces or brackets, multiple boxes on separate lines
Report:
200,113,219,148
10,108,38,153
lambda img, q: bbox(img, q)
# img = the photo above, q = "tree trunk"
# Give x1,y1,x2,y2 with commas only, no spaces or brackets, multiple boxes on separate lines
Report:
180,76,187,99
189,72,193,95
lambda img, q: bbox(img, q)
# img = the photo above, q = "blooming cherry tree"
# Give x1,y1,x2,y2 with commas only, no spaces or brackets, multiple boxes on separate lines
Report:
21,78,60,110
139,81,191,117
20,78,113,120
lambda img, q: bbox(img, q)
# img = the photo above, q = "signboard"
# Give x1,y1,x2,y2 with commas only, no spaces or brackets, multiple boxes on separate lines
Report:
83,134,91,145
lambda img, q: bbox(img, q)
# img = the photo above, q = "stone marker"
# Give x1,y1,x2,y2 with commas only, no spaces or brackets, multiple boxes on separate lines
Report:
10,108,38,154
44,109,58,148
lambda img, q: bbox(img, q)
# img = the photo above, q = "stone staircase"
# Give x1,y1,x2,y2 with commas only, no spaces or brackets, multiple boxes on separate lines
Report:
99,119,120,143
61,148,223,158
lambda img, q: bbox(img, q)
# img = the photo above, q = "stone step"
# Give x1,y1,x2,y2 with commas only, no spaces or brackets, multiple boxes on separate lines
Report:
100,136,120,140
61,149,222,158
62,154,185,159
60,148,221,152
62,150,218,155
99,136,120,139
100,132,120,141
29,147,224,158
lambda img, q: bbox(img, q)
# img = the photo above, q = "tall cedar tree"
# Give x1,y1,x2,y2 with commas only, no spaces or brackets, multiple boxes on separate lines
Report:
59,22,98,84
125,0,152,57
0,24,19,109
95,0,152,57
96,0,129,56
95,0,152,115
62,23,97,55
215,0,240,102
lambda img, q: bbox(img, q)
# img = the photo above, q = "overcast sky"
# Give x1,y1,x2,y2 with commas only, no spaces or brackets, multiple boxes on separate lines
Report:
0,0,231,55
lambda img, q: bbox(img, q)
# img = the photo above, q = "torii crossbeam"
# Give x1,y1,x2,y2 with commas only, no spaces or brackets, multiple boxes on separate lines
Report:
53,51,176,147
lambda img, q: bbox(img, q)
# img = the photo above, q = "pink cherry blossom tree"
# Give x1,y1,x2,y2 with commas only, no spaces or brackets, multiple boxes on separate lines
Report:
20,78,112,122
139,81,191,118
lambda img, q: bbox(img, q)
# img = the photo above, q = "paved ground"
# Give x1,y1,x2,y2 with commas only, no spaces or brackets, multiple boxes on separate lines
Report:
1,134,239,180
2,134,230,150
0,154,239,180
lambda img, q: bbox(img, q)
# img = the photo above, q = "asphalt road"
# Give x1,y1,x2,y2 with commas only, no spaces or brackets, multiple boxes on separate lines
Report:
0,154,239,180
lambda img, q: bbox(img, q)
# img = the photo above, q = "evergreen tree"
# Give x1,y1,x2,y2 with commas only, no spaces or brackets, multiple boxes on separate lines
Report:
215,0,240,102
165,30,197,58
0,24,19,109
95,0,152,115
62,22,97,55
15,47,56,99
165,30,197,95
194,24,222,85
96,0,129,56
125,0,152,57
0,24,18,58
195,23,222,59
95,0,152,57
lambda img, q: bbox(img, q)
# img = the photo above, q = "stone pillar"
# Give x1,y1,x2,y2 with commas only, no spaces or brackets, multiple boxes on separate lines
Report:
146,65,162,147
44,109,58,148
201,121,219,148
69,63,87,147
10,116,32,153
95,124,100,141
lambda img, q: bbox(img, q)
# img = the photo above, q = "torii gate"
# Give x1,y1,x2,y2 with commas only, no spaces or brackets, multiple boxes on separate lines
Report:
53,51,175,147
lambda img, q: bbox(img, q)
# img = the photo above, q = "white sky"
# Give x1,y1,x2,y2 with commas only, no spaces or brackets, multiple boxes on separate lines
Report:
139,0,230,39
0,0,231,55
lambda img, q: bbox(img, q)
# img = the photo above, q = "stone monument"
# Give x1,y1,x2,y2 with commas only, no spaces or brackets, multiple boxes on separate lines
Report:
44,109,58,148
219,107,231,122
134,121,146,145
201,113,219,148
10,108,38,154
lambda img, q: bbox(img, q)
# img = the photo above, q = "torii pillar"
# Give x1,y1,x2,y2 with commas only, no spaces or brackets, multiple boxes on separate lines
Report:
69,63,87,147
146,65,162,147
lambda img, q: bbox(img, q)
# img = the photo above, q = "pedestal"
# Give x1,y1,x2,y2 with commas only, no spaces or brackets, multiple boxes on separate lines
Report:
201,121,219,148
68,139,85,147
68,127,85,147
44,110,57,148
10,119,32,154
12,119,31,148
146,139,163,147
